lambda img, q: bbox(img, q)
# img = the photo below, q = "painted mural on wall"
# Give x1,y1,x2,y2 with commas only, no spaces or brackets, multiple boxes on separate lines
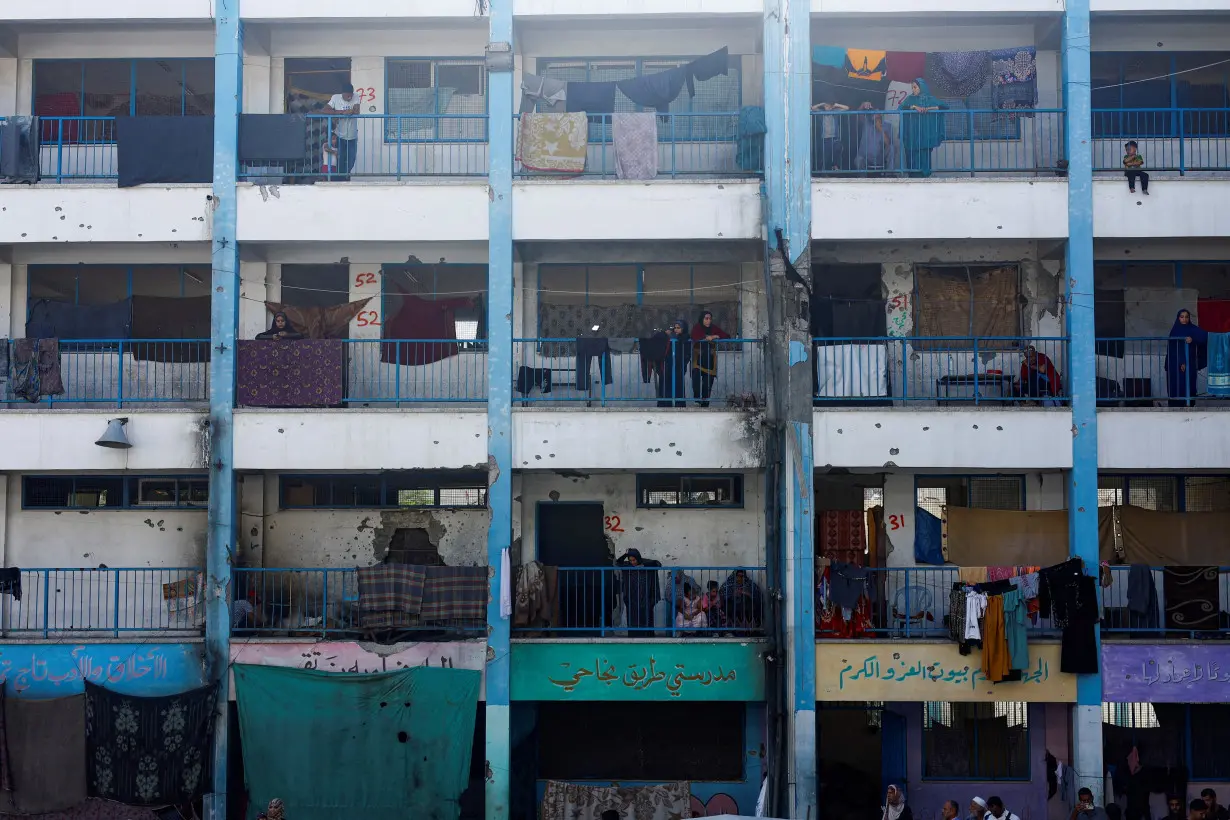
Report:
228,640,486,698
0,644,205,697
816,642,1076,701
1103,644,1230,702
511,642,765,701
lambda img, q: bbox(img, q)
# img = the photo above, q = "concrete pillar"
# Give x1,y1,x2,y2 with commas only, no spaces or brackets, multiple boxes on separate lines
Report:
7,263,24,338
205,1,242,817
238,475,265,569
238,261,268,340
763,0,816,816
0,58,17,115
0,261,12,339
1064,0,1104,801
485,0,515,818
349,262,382,340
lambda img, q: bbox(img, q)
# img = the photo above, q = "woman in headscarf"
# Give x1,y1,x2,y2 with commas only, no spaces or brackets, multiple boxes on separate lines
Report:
719,568,764,636
663,318,690,408
883,785,913,820
255,311,305,340
1166,308,1208,406
615,548,661,636
690,310,730,407
899,79,948,178
1019,344,1064,404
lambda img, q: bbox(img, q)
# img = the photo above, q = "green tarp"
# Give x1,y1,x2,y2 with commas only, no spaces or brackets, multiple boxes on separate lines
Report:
234,664,480,820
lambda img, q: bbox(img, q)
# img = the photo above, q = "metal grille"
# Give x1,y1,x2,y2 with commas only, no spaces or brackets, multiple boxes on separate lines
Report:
385,59,486,141
1098,475,1125,507
1185,476,1230,511
916,476,1024,517
1102,702,1159,728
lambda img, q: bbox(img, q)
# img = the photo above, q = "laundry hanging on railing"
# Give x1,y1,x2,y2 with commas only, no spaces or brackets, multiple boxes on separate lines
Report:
116,116,213,187
565,82,617,114
239,114,309,162
885,52,927,83
380,293,471,365
130,295,212,362
0,115,40,184
612,112,658,180
25,298,133,340
1207,331,1230,396
11,338,64,402
616,68,686,114
263,298,372,339
520,73,567,114
925,51,993,98
846,49,888,82
990,47,1039,113
517,113,588,173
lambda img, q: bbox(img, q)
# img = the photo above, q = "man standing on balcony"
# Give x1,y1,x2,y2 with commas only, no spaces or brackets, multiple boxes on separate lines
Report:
327,84,361,180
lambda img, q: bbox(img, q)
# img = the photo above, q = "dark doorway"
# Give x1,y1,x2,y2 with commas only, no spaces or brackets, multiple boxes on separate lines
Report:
818,705,886,820
537,502,608,631
284,58,351,114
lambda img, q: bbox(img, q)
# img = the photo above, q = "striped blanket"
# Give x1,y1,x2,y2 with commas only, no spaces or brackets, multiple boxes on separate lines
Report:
419,565,488,623
356,564,426,629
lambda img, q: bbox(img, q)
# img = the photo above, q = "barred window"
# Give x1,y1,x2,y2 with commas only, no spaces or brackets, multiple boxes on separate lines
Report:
385,59,487,142
923,702,1030,780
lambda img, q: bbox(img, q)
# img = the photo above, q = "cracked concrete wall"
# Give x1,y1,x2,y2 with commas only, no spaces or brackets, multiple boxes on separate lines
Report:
517,471,765,567
260,480,490,569
4,476,207,568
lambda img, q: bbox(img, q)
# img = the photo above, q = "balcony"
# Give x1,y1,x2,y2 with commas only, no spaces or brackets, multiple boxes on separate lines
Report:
1095,336,1226,407
514,337,765,408
231,567,486,639
514,112,759,179
1103,565,1230,639
1093,109,1230,175
812,336,1069,405
239,115,489,181
2,339,210,409
810,109,1066,177
2,568,205,639
511,566,768,639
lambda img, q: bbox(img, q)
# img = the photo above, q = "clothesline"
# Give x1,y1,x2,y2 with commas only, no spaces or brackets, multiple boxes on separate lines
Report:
236,279,754,299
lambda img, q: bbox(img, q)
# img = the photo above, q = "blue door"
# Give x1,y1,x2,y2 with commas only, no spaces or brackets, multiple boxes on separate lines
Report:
880,708,908,800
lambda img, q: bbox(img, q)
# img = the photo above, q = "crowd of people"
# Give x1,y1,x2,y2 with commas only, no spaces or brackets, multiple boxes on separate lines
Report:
879,786,1230,820
811,79,950,178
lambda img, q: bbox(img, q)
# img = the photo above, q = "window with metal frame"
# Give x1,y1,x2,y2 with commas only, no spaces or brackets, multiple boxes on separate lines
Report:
22,475,208,510
923,702,1030,780
381,264,489,343
385,58,487,142
536,56,741,141
1098,474,1230,512
278,471,488,509
537,702,745,780
915,475,1026,519
33,59,215,142
914,265,1022,348
536,263,741,339
636,474,745,508
1103,702,1230,781
1092,52,1230,138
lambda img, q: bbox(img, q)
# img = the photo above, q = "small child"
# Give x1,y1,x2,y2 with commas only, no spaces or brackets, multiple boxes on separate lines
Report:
1123,140,1149,195
321,131,339,176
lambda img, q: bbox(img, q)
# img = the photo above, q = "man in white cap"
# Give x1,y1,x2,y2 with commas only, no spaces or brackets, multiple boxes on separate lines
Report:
969,798,988,820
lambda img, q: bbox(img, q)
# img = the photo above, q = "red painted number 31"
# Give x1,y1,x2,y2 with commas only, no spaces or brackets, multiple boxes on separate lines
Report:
604,515,624,533
888,514,904,531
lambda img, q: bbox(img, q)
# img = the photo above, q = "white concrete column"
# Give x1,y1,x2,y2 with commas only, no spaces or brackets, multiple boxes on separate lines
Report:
269,58,286,114
881,471,917,567
14,59,30,116
0,58,17,115
8,263,25,337
238,474,265,567
0,475,10,571
1028,472,1066,511
238,261,269,340
349,263,381,340
243,56,273,115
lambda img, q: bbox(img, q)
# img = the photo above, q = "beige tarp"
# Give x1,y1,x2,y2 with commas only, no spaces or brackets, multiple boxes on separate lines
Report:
1116,505,1230,565
943,507,1118,566
264,298,371,340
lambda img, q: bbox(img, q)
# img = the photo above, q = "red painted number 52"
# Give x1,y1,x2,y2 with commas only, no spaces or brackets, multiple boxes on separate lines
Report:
356,310,380,327
354,272,377,287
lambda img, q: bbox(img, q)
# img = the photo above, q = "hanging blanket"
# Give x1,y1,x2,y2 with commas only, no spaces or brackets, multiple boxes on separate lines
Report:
11,338,64,402
236,339,345,408
513,562,560,630
817,510,866,565
84,682,215,806
517,113,588,173
2,694,88,814
925,51,992,98
990,48,1039,114
612,113,658,180
1163,566,1220,631
1207,332,1230,396
356,564,426,629
541,781,693,820
419,566,487,623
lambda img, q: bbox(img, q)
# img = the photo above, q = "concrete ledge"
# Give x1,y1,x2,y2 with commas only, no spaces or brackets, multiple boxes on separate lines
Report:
1098,409,1230,469
0,409,207,471
0,186,212,244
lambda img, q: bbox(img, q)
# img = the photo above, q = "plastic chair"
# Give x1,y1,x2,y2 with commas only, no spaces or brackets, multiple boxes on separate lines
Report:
891,584,935,636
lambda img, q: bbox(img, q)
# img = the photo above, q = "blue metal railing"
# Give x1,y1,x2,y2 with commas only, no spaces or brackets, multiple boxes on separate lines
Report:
809,108,1066,176
514,112,756,178
231,567,484,638
811,336,1069,404
2,339,210,407
1102,565,1230,637
5,567,205,637
511,566,767,638
238,114,489,180
1093,108,1230,173
817,566,1056,639
514,337,765,408
1095,337,1202,405
0,117,121,182
343,339,488,405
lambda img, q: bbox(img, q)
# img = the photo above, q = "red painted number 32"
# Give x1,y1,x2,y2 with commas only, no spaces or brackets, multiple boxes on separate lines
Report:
604,515,624,533
888,514,904,531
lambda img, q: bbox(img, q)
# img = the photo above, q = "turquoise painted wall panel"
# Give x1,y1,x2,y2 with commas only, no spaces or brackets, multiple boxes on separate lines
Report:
0,643,206,698
511,642,765,701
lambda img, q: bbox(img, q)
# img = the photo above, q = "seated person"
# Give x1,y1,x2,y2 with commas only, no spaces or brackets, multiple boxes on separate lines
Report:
256,311,305,340
232,589,266,630
675,583,708,633
1019,345,1063,401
